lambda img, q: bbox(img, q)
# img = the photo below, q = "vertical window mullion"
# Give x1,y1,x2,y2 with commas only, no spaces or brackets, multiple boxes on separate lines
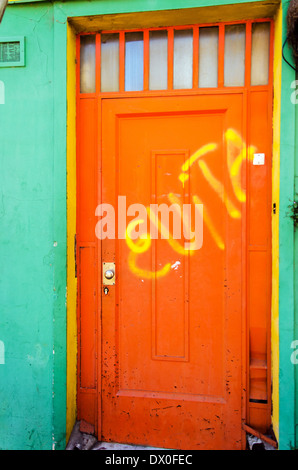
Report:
218,24,225,88
193,26,199,89
143,29,149,91
96,33,101,94
119,31,125,92
268,21,274,89
245,21,252,88
76,35,81,98
168,27,174,91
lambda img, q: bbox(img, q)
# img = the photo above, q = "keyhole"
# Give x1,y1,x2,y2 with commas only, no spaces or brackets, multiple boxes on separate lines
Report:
104,287,109,295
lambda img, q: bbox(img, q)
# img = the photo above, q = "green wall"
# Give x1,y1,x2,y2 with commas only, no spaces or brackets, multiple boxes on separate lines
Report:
278,4,296,450
0,3,57,449
0,0,297,450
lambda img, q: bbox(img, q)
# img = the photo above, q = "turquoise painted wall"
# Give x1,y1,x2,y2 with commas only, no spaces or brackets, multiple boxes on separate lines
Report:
278,4,296,450
0,0,297,450
0,3,59,449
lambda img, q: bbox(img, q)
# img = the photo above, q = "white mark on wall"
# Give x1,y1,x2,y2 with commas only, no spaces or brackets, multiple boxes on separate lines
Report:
0,340,5,364
0,81,4,105
291,340,298,364
291,80,298,105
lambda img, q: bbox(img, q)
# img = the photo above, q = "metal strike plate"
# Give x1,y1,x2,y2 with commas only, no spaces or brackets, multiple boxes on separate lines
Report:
103,262,115,286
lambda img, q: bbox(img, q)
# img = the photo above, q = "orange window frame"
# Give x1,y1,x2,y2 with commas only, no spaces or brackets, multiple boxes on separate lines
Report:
76,19,274,97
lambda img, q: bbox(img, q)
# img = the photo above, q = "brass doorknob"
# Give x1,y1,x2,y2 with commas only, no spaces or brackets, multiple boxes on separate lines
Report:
104,269,115,280
103,262,115,285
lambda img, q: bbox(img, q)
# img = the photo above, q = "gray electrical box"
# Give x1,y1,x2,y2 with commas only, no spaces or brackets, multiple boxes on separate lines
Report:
0,36,25,67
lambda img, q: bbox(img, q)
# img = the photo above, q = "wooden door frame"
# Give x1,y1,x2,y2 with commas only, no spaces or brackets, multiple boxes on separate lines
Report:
71,16,275,448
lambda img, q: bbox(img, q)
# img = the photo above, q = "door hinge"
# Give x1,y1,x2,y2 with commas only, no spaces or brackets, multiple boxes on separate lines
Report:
273,202,277,214
74,234,77,278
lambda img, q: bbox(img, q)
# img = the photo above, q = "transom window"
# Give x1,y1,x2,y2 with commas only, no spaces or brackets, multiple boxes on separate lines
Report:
79,21,272,94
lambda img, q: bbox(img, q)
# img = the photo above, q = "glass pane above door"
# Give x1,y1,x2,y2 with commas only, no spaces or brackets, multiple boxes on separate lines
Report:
79,21,272,94
101,33,119,92
149,30,168,91
125,32,144,91
251,22,271,86
173,29,193,90
199,27,219,88
224,24,246,87
80,35,96,93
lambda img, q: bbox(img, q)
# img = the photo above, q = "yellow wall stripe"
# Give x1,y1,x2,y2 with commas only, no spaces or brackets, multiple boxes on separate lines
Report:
271,2,282,442
66,21,77,442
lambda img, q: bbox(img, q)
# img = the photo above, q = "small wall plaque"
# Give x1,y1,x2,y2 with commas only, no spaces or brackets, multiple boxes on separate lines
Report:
253,153,265,166
0,37,25,67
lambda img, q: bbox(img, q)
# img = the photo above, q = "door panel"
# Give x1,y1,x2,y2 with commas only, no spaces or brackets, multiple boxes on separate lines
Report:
100,95,244,450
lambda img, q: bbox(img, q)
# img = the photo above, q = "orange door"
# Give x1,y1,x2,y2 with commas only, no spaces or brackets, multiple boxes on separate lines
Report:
100,94,245,450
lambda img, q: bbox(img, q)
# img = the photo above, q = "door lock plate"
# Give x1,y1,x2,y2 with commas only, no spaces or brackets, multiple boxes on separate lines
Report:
103,262,115,285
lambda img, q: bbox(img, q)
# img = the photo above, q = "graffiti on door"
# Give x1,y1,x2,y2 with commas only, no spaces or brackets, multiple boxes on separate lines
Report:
95,128,257,279
125,128,257,280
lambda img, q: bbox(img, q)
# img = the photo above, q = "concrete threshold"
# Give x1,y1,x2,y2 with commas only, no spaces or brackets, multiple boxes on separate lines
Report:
66,420,276,450
66,421,163,450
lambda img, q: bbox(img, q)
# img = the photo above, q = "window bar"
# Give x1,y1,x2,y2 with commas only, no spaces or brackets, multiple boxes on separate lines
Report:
167,27,174,90
96,33,101,94
268,21,274,89
193,26,199,89
218,24,225,88
143,29,149,91
245,21,252,88
119,31,125,92
76,35,81,97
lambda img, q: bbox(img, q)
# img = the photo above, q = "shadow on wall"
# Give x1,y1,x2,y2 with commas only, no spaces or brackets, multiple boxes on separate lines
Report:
286,0,298,70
